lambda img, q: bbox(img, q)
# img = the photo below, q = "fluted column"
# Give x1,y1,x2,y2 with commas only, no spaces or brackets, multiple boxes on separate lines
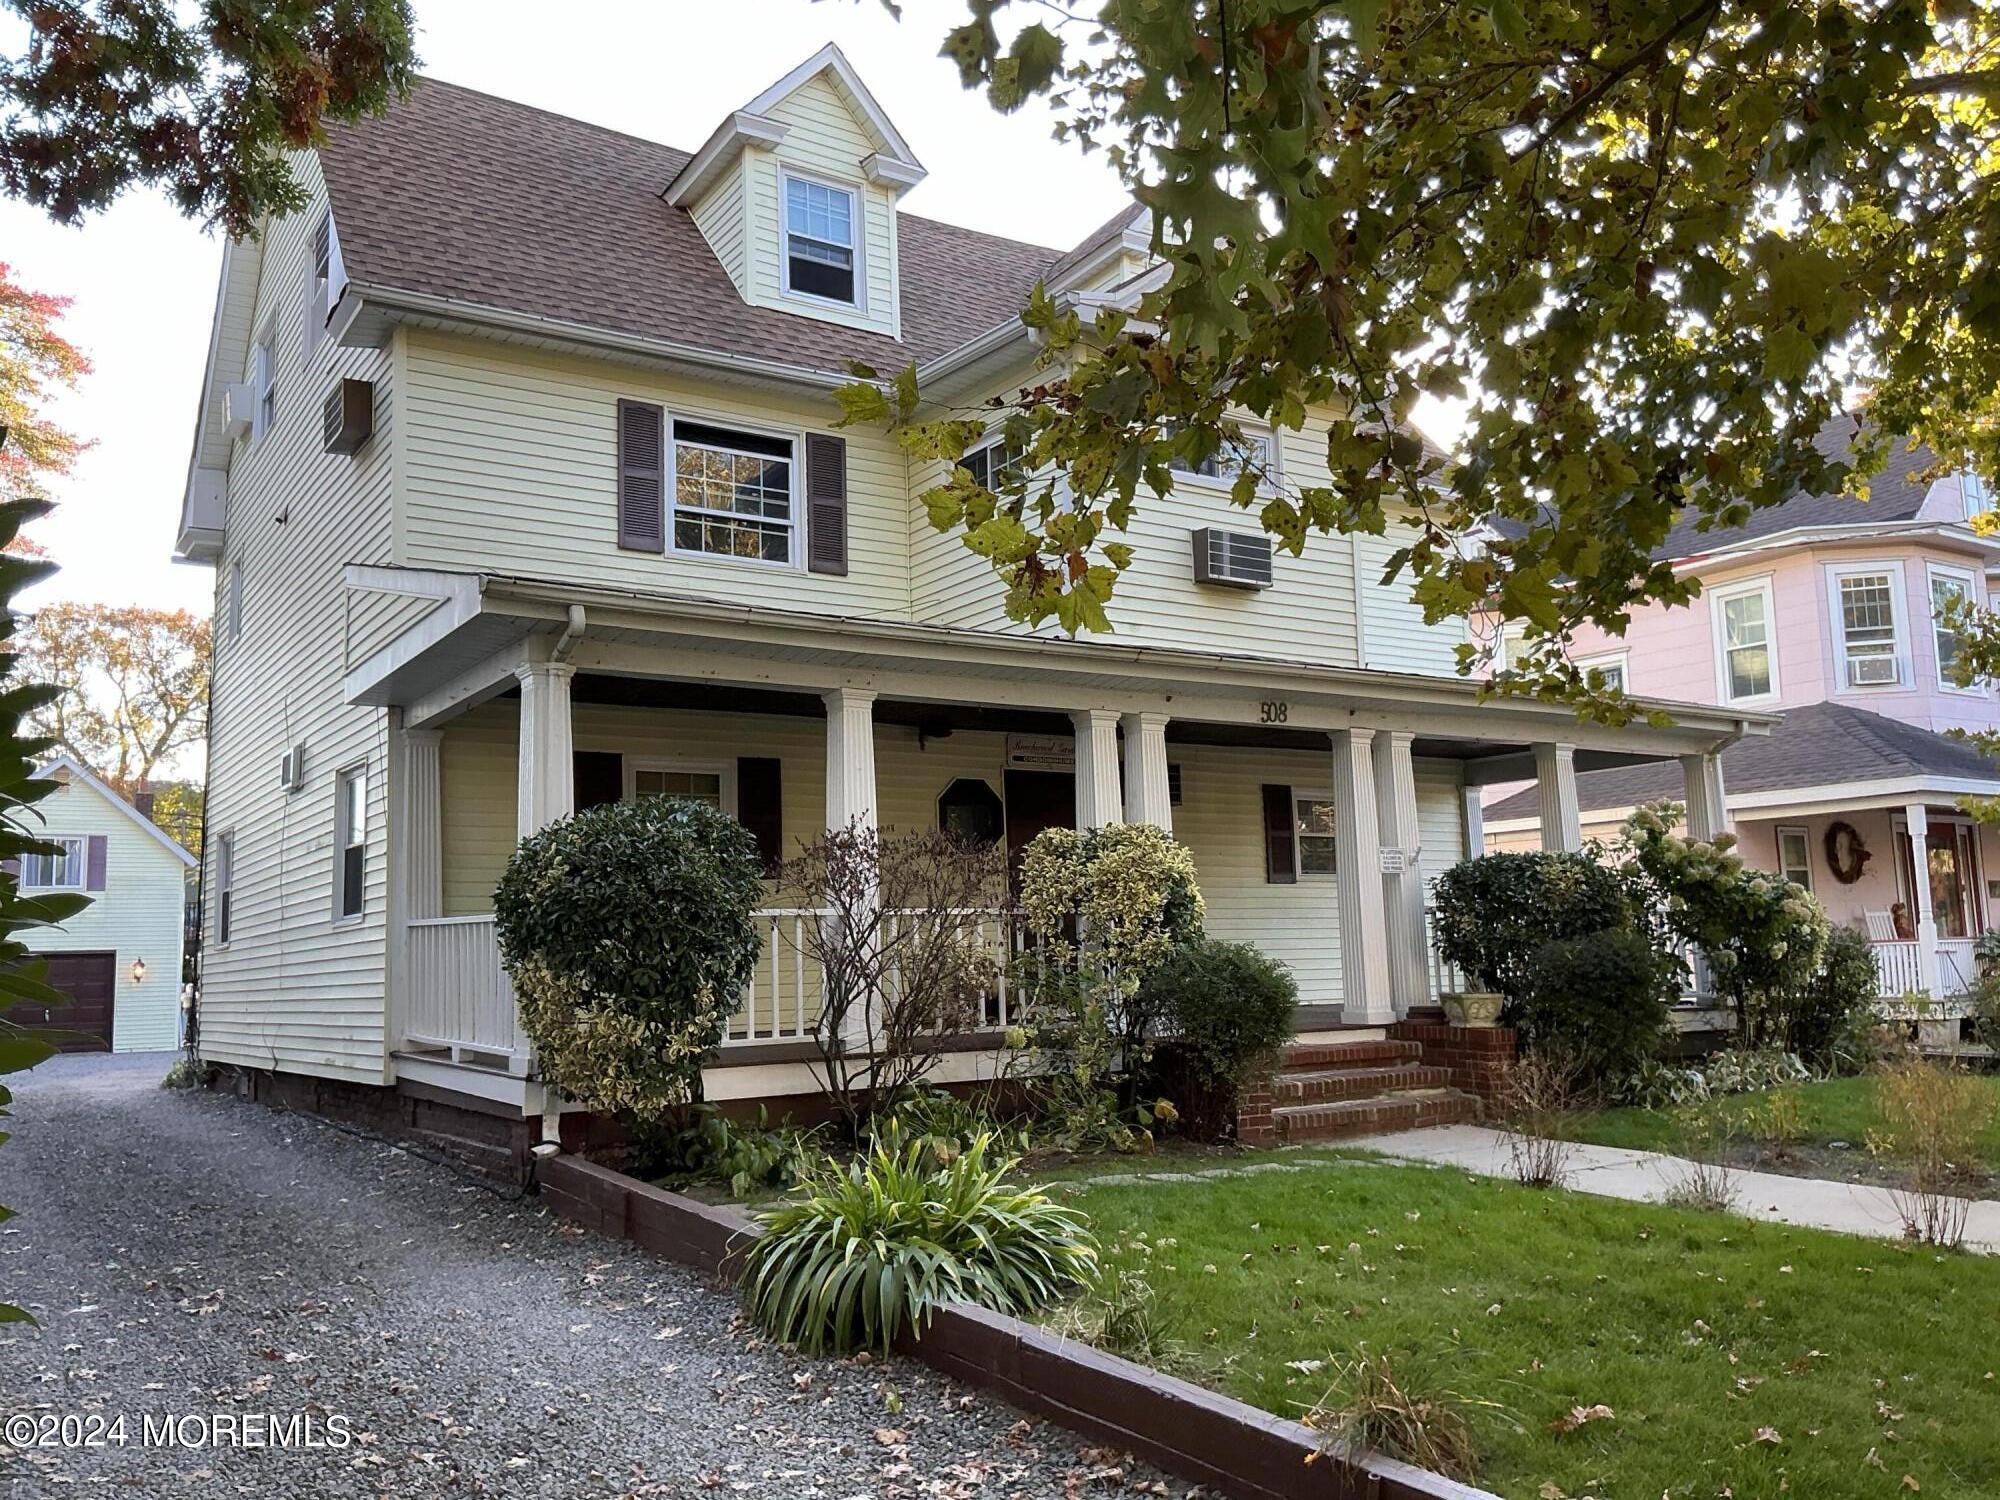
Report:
1372,730,1428,1015
824,688,879,833
1071,709,1123,829
1120,712,1172,831
1331,728,1394,1026
515,661,575,839
1534,741,1582,853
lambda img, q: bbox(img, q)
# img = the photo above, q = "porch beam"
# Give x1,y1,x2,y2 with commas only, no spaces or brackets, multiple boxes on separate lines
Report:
1120,711,1173,831
515,661,576,839
1330,727,1395,1026
1906,802,1943,998
1682,752,1730,843
1072,709,1123,829
1372,729,1430,1017
1534,741,1583,853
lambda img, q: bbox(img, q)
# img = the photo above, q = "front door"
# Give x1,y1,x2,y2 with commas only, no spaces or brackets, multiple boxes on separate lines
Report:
1003,770,1074,893
1894,819,1984,938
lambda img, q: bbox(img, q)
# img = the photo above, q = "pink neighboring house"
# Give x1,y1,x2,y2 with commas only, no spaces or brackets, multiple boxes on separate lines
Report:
1484,412,2000,1005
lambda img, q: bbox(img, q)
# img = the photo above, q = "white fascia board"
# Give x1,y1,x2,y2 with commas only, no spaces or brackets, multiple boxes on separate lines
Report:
861,151,926,192
745,42,925,173
35,754,198,867
1672,520,2000,574
1726,775,2000,817
662,112,790,207
339,568,486,706
177,234,263,556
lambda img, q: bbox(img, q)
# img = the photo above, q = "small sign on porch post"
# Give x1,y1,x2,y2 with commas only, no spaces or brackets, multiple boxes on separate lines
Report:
1379,846,1410,874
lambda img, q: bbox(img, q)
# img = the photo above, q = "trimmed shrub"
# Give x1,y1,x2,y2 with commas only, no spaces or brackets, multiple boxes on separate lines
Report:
494,797,765,1122
1791,923,1882,1072
743,1131,1097,1355
1515,928,1672,1092
1139,938,1299,1139
1428,852,1632,1004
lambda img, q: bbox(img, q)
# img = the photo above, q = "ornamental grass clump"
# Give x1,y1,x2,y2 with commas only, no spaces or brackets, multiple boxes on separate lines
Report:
742,1130,1097,1356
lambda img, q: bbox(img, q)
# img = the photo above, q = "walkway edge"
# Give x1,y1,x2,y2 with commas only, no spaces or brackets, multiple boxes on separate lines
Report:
538,1152,1499,1500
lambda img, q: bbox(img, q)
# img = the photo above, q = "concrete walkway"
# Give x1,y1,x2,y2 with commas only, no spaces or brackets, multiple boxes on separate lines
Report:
1343,1123,2000,1254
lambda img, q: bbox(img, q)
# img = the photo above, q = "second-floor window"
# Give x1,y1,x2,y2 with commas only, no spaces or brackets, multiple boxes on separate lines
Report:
21,835,84,890
672,421,795,565
215,832,235,944
783,175,857,306
1575,652,1628,693
962,435,1025,490
1834,568,1902,687
1930,564,1978,690
1713,578,1776,702
251,321,277,444
1964,472,1993,520
1170,426,1275,485
225,561,244,642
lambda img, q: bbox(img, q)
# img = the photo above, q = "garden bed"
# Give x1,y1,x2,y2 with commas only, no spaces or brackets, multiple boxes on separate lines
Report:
1572,1075,2000,1199
1052,1149,2000,1500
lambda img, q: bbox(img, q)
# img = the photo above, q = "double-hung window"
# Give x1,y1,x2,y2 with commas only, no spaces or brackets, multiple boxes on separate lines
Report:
962,435,1025,490
1775,825,1814,891
1964,472,1993,520
1295,792,1338,876
215,832,235,945
1575,652,1629,693
1832,566,1902,688
671,420,796,564
1929,564,1979,691
335,767,367,920
251,321,277,443
1713,578,1777,702
783,176,858,305
21,835,84,891
1170,425,1274,485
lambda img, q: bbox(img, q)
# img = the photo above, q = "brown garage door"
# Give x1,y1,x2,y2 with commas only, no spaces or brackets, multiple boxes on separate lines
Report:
30,952,116,1053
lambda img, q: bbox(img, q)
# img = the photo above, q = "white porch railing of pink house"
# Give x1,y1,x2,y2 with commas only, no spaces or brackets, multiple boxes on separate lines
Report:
1870,937,1978,1003
403,906,1025,1069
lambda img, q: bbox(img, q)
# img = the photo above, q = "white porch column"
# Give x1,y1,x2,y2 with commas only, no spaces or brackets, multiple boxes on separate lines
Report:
1681,752,1730,844
1534,741,1583,853
1330,728,1395,1026
1906,802,1943,999
1120,712,1172,831
402,728,444,921
1372,729,1429,1016
1071,709,1124,829
1461,782,1485,859
824,688,879,832
515,661,575,839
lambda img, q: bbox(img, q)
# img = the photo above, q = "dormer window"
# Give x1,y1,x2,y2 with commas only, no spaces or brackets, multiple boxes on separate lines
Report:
783,175,857,306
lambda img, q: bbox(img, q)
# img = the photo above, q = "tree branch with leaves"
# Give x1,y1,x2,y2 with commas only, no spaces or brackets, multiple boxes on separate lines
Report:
21,603,208,797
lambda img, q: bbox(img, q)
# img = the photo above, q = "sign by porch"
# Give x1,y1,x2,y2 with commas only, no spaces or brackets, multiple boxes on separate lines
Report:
1007,734,1075,771
1379,847,1410,874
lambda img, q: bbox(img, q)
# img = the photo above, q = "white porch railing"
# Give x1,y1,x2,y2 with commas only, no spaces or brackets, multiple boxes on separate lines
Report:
1871,937,1979,1001
406,915,524,1069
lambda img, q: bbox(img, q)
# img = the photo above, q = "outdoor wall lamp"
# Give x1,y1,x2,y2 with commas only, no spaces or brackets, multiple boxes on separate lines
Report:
129,958,147,985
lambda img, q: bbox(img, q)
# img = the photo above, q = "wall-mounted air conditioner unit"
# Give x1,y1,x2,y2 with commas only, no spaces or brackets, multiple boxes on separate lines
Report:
221,383,256,441
322,378,375,455
279,743,307,793
1191,527,1274,590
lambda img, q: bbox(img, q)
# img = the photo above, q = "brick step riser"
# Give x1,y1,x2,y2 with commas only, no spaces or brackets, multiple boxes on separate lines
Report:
1280,1040,1423,1070
1275,1065,1454,1104
1273,1093,1480,1143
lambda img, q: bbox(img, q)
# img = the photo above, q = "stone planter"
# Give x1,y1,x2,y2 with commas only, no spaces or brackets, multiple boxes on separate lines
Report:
1440,991,1505,1028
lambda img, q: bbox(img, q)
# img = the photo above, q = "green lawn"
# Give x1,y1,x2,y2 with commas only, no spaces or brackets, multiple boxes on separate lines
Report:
1571,1075,2000,1167
1051,1153,2000,1500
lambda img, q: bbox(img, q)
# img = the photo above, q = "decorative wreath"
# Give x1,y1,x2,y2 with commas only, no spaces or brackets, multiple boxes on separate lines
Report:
1824,820,1872,885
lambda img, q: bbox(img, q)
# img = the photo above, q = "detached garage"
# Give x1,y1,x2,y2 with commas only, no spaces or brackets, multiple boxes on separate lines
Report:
15,757,196,1053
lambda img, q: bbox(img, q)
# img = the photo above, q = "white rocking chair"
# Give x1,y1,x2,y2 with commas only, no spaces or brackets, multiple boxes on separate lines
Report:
1864,910,1899,942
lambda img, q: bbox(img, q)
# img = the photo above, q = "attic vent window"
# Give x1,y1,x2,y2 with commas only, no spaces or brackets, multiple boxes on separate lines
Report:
784,176,857,306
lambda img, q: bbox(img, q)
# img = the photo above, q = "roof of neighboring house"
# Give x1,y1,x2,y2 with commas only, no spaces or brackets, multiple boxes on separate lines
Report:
1484,701,2000,824
34,755,198,868
316,76,1072,380
1654,411,1946,562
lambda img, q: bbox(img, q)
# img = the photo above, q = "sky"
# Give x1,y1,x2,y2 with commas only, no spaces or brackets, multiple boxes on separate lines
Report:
2,0,1132,618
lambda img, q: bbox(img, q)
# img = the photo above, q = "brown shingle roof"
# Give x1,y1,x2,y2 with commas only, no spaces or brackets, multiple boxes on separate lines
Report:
317,77,1070,378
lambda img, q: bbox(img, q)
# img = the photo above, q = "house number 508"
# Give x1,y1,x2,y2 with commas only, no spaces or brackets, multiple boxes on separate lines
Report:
1259,701,1290,724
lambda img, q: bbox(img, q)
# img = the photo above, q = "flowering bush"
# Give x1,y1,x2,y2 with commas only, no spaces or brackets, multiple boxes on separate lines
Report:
494,797,765,1122
1622,802,1830,1049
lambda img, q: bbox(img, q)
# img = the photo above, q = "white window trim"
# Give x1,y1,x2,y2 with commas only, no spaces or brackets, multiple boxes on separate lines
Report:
1709,574,1781,705
778,169,866,313
1961,471,1992,521
624,758,738,816
1824,559,1910,693
1774,824,1814,892
225,561,244,643
1926,560,1983,696
250,319,277,446
1293,786,1338,880
334,764,368,924
1168,419,1280,494
22,834,86,891
665,413,805,573
213,829,236,947
1573,650,1630,692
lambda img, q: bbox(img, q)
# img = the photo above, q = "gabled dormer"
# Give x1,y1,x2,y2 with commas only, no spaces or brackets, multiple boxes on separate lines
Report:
664,43,925,341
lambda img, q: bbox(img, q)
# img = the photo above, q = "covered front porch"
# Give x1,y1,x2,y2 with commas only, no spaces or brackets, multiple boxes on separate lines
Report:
347,566,1764,1107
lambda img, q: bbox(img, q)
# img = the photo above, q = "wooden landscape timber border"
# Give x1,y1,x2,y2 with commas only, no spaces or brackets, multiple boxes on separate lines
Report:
538,1152,1499,1500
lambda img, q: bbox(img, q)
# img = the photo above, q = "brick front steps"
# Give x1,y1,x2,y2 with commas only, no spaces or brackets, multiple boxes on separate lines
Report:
1241,1035,1486,1144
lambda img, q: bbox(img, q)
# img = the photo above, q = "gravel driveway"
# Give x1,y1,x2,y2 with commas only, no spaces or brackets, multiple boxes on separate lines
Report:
0,1054,1171,1498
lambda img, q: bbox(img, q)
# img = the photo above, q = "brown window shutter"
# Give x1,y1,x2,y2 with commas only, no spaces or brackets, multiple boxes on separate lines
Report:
573,751,624,811
1261,784,1297,884
804,433,848,575
86,835,108,891
737,757,783,875
617,399,666,552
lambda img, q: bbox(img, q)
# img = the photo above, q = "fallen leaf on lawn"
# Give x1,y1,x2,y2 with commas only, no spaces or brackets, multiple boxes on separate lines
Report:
873,1428,906,1446
1537,1484,1567,1499
1549,1404,1614,1434
1900,1478,1920,1493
